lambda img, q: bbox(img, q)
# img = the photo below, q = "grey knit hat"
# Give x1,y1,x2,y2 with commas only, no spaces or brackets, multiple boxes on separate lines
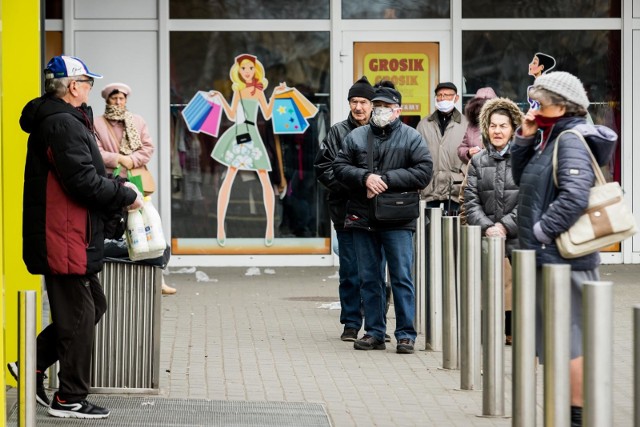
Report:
532,71,590,110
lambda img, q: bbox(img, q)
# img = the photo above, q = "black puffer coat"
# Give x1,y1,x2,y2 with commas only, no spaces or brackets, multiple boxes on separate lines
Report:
333,118,433,231
314,113,360,229
511,116,618,270
464,143,519,255
20,94,137,276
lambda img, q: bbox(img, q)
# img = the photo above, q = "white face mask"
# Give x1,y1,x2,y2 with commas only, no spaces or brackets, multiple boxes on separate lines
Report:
371,106,395,127
435,99,455,113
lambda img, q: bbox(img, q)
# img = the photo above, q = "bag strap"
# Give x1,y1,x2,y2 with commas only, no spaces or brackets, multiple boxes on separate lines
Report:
552,129,606,188
367,127,374,172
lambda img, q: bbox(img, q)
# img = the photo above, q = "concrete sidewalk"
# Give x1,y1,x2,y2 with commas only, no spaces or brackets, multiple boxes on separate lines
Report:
157,264,639,427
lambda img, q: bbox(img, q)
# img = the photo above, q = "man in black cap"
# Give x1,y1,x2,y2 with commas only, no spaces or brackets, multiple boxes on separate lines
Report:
333,82,433,354
314,76,376,342
417,82,468,214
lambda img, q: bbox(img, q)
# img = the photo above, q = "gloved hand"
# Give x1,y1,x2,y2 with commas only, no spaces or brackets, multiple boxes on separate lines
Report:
124,182,144,210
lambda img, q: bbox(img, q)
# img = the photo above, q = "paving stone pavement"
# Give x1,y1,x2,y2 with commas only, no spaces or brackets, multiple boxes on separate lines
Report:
158,264,639,427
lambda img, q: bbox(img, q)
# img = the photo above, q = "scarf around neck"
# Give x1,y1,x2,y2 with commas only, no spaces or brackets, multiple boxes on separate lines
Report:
103,105,142,155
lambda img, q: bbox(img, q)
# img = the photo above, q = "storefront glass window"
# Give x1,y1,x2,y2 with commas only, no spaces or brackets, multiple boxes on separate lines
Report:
462,30,622,184
343,0,449,19
170,0,329,19
170,31,331,255
463,1,620,18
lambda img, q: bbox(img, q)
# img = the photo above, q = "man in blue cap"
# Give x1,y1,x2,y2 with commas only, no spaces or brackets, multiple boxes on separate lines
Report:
9,55,143,419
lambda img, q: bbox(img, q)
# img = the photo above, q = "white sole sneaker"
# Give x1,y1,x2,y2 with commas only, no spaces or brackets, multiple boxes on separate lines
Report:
7,362,50,407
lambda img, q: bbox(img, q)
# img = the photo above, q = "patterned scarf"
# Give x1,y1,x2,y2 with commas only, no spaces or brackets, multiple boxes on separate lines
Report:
104,105,142,155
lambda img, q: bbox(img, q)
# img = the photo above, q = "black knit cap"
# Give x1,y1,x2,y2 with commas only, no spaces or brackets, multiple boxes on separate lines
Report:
347,76,375,101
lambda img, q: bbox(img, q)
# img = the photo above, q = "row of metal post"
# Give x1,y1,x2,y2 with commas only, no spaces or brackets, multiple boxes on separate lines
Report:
414,204,637,425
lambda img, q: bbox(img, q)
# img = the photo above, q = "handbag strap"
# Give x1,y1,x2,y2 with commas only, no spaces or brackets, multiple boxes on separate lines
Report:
551,129,606,187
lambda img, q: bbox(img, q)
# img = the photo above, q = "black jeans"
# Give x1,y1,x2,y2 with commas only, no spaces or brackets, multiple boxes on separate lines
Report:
37,274,107,402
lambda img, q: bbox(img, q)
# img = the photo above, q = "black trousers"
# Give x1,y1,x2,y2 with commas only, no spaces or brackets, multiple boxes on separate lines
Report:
36,274,107,402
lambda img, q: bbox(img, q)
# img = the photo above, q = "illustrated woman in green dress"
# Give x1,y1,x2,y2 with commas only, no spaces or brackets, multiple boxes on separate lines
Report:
210,54,286,247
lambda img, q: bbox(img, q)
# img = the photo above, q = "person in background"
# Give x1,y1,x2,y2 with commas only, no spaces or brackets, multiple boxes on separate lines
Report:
94,82,177,295
463,97,523,346
13,55,143,418
333,83,433,354
511,71,617,427
314,76,383,342
417,82,468,215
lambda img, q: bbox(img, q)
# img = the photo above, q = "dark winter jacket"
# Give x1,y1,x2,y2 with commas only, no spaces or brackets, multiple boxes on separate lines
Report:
21,94,137,276
464,143,519,256
333,118,433,231
314,113,360,229
511,116,618,270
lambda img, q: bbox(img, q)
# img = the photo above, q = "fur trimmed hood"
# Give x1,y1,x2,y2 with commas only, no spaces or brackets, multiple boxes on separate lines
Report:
479,97,524,140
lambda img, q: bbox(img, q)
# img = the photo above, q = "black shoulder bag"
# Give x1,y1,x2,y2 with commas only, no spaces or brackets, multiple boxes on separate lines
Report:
366,129,420,222
235,94,254,144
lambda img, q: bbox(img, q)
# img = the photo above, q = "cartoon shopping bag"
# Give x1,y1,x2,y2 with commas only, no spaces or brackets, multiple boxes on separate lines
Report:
272,97,309,134
182,91,223,137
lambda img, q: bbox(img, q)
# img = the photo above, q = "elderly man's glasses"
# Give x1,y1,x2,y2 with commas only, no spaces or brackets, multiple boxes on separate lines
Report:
435,92,456,100
75,79,94,87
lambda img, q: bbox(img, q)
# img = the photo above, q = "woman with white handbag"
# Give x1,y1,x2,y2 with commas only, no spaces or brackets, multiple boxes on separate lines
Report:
511,71,618,427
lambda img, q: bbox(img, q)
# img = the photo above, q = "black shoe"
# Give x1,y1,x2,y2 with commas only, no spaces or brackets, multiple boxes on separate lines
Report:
340,328,358,342
396,338,415,354
384,334,391,342
48,393,110,419
354,334,386,350
570,406,582,427
7,362,50,407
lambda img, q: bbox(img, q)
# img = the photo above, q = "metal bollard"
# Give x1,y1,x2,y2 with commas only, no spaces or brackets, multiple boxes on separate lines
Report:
460,225,481,389
414,200,428,336
481,236,505,416
543,264,571,427
442,216,460,369
426,208,443,351
512,250,537,427
583,281,613,427
18,290,37,427
634,305,640,427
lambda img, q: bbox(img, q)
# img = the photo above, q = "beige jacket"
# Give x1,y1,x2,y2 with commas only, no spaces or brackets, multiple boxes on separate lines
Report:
416,108,468,202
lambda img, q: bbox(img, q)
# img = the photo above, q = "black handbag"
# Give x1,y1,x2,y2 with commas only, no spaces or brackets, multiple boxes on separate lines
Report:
366,129,420,222
236,133,251,144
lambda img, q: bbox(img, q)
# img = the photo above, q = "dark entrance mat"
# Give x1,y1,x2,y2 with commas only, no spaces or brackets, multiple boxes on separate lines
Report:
8,396,331,427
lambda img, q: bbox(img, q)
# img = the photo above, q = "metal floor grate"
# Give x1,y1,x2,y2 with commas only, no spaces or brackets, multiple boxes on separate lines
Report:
7,396,331,427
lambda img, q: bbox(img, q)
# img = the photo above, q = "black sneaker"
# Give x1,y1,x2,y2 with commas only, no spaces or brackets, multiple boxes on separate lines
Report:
384,334,391,342
396,338,415,354
354,334,386,350
48,393,110,419
340,328,358,342
7,362,50,407
570,406,582,427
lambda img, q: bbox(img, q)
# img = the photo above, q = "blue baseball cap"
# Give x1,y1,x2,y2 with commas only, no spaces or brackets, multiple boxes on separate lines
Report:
44,55,103,79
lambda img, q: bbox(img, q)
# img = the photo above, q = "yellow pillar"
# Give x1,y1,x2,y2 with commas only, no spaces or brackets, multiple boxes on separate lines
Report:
1,0,42,416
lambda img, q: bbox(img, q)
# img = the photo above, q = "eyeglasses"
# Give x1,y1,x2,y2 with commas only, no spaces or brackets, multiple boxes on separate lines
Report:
75,79,94,88
435,92,456,100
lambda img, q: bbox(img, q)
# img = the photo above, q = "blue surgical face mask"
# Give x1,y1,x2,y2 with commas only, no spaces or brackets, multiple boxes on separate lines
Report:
371,106,395,127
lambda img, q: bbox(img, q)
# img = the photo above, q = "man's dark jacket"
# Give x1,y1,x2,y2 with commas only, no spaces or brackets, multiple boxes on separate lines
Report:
20,94,137,276
314,113,360,229
511,116,618,270
333,118,433,231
